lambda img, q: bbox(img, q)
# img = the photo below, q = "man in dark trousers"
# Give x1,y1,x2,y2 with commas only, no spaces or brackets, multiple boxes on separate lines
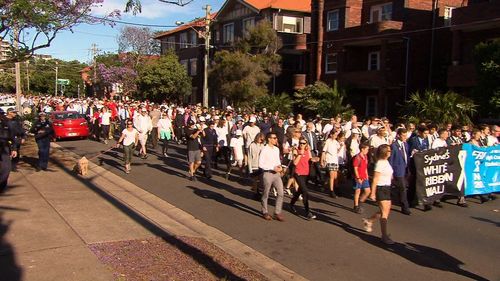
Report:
30,112,54,171
0,110,17,193
389,128,411,215
6,108,26,172
201,120,218,179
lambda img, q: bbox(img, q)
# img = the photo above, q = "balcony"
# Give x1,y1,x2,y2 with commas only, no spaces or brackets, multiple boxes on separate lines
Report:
452,2,500,27
330,20,403,40
293,74,307,90
279,33,308,53
447,64,477,88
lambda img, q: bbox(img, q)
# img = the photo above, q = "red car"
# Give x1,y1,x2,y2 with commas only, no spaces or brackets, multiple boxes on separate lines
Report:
50,111,90,140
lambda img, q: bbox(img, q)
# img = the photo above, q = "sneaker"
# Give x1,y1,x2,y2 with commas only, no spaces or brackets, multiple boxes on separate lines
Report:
163,153,168,157
285,188,292,196
306,212,316,220
299,195,303,201
362,218,373,233
353,206,363,214
382,235,395,245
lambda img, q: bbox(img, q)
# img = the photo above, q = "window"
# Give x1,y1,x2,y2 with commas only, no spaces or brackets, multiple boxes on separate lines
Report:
242,17,255,33
180,60,188,71
275,16,304,34
444,7,454,27
163,36,175,51
325,53,338,73
327,10,340,31
190,30,197,46
223,23,234,43
366,96,378,117
370,3,392,23
179,33,188,48
190,59,197,76
368,51,380,71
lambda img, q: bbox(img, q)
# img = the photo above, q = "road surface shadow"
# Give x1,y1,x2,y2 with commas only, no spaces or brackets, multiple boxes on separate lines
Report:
470,216,500,227
313,208,489,281
0,214,23,281
186,185,262,218
48,156,250,281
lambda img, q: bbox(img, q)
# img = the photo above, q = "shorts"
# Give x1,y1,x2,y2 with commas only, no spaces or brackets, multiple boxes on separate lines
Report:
232,158,243,167
326,163,339,171
138,133,148,145
353,179,370,190
376,185,392,201
188,150,202,163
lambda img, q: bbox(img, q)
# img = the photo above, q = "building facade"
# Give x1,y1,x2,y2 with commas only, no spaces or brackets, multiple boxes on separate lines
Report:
0,40,11,62
312,0,472,118
155,0,311,106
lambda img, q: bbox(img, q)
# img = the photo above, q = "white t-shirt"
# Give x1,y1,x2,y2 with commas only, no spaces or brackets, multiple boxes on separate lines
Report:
121,128,138,146
431,138,448,149
369,135,388,148
215,126,228,147
323,138,340,164
230,137,244,160
375,159,393,186
242,125,260,148
100,112,111,125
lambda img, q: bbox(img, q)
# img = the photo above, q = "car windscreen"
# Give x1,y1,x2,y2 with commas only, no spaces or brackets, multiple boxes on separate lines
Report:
53,112,82,120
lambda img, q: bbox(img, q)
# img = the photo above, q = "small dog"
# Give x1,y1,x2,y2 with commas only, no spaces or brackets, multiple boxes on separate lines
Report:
74,156,89,176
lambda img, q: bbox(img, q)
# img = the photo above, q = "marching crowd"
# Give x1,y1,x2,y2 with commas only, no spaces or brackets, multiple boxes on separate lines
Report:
4,94,500,245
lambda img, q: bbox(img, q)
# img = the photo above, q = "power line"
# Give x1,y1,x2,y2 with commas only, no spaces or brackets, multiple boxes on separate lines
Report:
86,15,176,28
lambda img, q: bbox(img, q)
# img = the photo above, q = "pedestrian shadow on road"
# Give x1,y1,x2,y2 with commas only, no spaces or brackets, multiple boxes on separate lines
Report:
186,185,262,218
313,209,489,281
470,216,500,227
0,215,23,281
47,157,250,281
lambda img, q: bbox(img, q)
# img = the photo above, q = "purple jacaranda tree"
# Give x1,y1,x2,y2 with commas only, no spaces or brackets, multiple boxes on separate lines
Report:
0,0,120,63
97,63,138,96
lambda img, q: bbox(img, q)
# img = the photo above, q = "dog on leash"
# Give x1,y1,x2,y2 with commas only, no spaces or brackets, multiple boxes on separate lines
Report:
74,156,89,176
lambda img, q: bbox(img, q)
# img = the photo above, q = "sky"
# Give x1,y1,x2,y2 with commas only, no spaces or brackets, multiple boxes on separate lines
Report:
35,0,223,64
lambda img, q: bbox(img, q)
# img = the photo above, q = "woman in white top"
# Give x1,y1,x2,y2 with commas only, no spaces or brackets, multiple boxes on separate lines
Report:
157,112,175,157
363,144,394,245
99,107,112,144
321,130,342,198
116,120,139,174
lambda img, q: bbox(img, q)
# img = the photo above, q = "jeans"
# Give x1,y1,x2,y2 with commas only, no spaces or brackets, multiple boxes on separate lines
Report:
291,175,310,213
261,171,284,215
36,138,50,170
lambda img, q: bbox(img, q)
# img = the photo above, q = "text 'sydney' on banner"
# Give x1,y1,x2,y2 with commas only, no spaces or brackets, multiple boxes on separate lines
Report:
413,145,465,204
462,143,500,196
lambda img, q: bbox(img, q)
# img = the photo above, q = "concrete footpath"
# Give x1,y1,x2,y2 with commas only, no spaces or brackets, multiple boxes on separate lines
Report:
0,141,308,281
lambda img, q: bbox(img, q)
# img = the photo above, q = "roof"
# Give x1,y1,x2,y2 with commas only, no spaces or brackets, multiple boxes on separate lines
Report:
242,0,311,13
154,13,218,39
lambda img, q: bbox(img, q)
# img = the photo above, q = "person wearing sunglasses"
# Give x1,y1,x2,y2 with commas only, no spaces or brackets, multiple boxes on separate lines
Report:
116,120,139,174
289,137,319,220
259,133,285,221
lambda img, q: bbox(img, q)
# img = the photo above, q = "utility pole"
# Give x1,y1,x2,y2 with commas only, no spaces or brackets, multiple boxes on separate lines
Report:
13,26,22,113
77,84,80,99
91,43,98,97
55,61,59,96
202,5,211,108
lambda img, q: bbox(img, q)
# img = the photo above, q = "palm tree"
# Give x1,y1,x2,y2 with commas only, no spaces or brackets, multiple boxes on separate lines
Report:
294,81,354,118
402,89,477,125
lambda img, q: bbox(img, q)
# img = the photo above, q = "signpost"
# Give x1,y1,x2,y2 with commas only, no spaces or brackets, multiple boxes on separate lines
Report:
57,79,70,96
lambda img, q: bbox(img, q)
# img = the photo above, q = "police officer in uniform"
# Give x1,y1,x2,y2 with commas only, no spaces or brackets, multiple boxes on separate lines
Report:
6,108,26,172
30,112,54,171
0,109,17,193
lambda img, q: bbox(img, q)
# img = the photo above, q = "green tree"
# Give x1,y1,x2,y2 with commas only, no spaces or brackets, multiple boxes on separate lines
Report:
255,92,293,115
0,71,15,92
473,39,500,118
294,81,354,119
401,89,477,125
28,59,86,96
137,52,191,102
210,20,281,107
210,50,269,107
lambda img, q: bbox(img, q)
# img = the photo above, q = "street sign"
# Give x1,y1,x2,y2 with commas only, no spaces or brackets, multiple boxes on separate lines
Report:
57,79,70,85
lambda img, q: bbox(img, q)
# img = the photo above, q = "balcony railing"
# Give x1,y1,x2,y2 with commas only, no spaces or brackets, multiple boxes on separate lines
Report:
280,33,307,51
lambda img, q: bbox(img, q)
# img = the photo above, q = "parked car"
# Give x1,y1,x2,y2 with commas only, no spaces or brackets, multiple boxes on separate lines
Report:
0,100,16,113
50,111,89,140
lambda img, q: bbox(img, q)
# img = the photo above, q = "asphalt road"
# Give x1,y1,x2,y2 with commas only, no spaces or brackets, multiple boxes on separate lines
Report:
58,138,500,281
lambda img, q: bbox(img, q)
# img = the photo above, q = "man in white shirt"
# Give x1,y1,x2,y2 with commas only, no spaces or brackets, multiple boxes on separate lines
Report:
431,129,448,149
343,114,357,139
259,132,284,221
322,117,336,138
369,127,389,149
134,108,153,159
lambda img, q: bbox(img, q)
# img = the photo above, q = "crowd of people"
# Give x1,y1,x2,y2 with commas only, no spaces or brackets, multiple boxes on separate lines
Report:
3,94,500,245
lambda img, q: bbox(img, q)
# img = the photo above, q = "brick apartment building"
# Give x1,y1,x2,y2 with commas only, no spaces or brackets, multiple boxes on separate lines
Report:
311,0,480,118
155,0,311,106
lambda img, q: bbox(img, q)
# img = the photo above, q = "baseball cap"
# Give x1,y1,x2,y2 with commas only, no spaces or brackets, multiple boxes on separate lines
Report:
249,117,256,123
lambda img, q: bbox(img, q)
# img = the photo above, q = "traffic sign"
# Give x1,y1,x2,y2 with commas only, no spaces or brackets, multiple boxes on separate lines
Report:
57,79,70,85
